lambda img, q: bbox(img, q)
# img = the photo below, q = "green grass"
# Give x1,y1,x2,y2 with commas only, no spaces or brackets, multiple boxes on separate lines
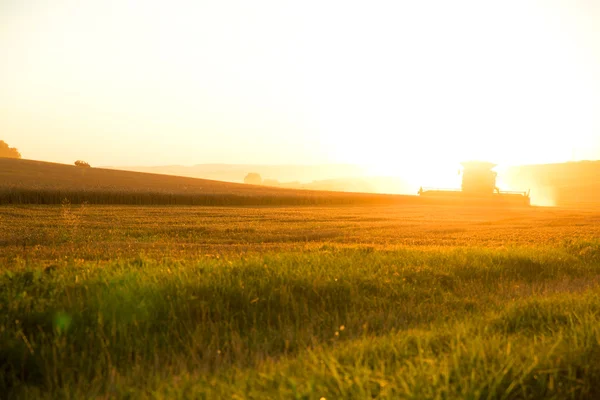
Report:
1,205,600,398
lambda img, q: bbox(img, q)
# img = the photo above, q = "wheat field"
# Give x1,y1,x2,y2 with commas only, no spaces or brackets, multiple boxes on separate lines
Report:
1,203,599,399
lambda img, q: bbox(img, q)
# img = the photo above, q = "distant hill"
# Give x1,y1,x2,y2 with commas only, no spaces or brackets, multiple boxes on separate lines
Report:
0,158,417,206
104,163,369,184
105,163,412,195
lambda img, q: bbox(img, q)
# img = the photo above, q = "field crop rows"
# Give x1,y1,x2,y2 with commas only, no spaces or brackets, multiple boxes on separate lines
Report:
0,186,415,206
1,204,600,398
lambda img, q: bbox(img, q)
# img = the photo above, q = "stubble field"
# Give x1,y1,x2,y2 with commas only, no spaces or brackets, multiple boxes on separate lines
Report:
1,204,600,399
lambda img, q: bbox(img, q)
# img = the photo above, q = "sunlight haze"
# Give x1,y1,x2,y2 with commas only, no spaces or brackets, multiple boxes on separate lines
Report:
2,0,600,187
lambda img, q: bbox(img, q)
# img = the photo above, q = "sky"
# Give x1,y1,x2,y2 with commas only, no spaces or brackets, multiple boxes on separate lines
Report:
1,0,600,179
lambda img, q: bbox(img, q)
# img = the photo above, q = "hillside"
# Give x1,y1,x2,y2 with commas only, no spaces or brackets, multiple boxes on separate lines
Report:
105,163,368,184
105,163,412,195
0,158,416,206
3,158,597,207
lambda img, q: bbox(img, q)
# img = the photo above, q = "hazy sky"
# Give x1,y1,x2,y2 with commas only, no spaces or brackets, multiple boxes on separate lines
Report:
2,0,600,173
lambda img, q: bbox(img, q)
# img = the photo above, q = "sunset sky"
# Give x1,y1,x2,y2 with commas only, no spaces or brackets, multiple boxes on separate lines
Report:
2,0,599,176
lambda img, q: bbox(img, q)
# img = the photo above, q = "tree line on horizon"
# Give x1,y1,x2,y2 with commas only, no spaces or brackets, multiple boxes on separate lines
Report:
0,140,21,159
1,140,93,167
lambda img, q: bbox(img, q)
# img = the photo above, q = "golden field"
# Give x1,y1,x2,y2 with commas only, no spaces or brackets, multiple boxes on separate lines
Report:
1,202,600,398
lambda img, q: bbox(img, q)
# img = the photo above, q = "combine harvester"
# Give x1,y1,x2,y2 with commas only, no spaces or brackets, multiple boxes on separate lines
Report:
418,161,530,206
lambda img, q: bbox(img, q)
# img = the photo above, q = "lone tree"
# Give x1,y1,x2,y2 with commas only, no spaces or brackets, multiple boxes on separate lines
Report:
244,172,262,185
74,160,91,168
0,140,21,159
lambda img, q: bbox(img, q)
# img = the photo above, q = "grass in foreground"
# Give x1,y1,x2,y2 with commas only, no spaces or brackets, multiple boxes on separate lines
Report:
1,205,599,398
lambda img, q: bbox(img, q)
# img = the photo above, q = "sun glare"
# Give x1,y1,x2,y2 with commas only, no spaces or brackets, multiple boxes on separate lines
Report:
1,0,599,178
308,1,599,187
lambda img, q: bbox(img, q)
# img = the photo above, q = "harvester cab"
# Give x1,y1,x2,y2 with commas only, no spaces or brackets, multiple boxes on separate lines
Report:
459,161,499,195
